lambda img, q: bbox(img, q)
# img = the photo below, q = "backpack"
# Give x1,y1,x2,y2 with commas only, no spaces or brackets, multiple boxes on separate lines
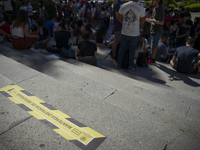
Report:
136,52,148,67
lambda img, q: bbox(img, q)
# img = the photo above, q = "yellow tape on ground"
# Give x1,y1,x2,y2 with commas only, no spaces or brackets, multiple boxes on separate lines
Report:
0,85,106,149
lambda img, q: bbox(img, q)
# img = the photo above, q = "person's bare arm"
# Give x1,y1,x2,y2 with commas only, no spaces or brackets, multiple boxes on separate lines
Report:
176,30,190,38
94,51,97,59
146,18,164,25
76,48,80,60
140,16,145,30
0,29,11,37
170,55,177,68
118,13,123,23
24,24,39,39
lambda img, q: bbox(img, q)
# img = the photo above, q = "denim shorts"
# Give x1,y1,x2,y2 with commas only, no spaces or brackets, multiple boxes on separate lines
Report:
151,33,162,49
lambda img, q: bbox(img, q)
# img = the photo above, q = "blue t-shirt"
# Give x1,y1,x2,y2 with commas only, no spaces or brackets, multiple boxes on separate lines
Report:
113,0,123,31
45,20,54,37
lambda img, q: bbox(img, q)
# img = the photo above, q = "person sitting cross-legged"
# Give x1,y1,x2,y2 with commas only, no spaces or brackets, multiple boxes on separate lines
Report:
76,31,97,66
170,38,200,74
11,10,39,51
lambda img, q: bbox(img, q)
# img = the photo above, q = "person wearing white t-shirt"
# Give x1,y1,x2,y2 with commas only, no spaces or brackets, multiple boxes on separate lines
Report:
27,1,33,17
117,0,145,70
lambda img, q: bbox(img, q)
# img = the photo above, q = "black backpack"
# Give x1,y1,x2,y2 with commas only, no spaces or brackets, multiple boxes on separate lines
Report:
136,52,148,67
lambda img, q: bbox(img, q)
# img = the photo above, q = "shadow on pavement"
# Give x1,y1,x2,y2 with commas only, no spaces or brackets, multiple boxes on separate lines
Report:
155,63,200,87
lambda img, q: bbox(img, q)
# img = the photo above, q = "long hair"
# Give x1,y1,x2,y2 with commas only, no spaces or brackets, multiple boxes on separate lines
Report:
13,10,29,28
96,25,107,38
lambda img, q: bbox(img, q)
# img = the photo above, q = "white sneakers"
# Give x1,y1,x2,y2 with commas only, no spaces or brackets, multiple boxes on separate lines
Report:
30,47,40,52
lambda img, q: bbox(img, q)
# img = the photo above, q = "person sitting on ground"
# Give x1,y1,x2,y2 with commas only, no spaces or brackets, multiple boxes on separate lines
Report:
0,16,11,41
135,33,148,59
175,19,192,47
170,38,200,74
0,29,11,42
72,19,84,45
155,33,171,62
11,10,39,51
45,15,55,37
85,23,95,42
53,17,62,34
76,31,97,66
36,19,52,50
95,25,112,48
55,22,71,50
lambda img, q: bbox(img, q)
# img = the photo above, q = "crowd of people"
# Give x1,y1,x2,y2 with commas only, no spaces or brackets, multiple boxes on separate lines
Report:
0,0,199,74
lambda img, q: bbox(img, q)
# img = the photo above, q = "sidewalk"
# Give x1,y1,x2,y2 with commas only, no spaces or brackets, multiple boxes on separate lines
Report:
0,19,200,150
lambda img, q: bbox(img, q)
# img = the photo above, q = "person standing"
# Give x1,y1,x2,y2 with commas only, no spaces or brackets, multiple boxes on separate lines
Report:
146,0,165,64
112,0,123,60
117,0,145,70
27,1,33,18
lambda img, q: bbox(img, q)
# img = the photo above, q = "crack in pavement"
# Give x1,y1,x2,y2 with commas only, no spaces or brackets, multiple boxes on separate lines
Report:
0,116,32,136
103,89,117,100
185,105,192,117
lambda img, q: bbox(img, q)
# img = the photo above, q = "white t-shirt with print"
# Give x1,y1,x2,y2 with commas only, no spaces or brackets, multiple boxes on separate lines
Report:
119,1,145,37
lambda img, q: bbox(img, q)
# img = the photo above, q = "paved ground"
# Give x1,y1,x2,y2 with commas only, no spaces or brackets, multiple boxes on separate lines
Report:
0,18,200,150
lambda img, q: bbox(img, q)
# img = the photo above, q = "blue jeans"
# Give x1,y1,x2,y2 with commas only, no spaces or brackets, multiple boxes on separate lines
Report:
118,34,140,67
151,33,162,49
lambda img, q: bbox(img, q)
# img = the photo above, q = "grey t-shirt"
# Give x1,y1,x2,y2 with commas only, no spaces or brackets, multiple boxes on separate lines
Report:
150,6,165,34
155,42,168,61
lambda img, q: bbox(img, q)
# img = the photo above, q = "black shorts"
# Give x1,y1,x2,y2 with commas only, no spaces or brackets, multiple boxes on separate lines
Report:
193,67,199,74
173,63,199,74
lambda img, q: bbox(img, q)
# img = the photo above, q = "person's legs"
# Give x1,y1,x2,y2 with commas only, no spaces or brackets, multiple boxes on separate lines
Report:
112,31,121,59
128,35,140,68
149,33,161,63
12,37,38,50
118,34,129,66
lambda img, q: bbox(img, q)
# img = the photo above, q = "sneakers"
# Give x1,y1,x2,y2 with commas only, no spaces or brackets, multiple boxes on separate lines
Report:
30,47,40,52
147,58,156,64
128,65,136,71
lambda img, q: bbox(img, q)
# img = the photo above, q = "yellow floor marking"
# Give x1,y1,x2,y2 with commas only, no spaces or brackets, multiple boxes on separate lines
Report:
28,111,44,120
52,110,71,119
54,129,75,140
5,87,94,145
29,96,45,103
8,97,22,104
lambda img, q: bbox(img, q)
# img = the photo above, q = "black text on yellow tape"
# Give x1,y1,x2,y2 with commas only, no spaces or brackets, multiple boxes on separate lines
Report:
0,85,106,150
